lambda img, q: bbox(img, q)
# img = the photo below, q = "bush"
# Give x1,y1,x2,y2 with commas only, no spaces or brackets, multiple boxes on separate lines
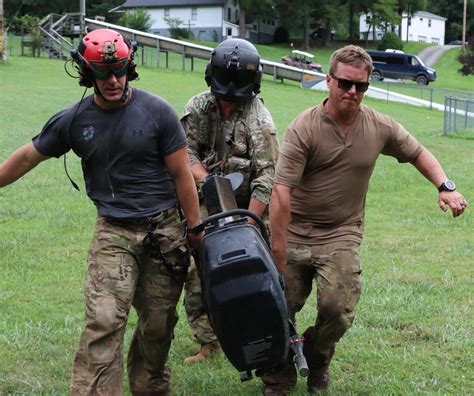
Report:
171,28,192,40
118,9,152,32
377,32,403,51
457,35,474,76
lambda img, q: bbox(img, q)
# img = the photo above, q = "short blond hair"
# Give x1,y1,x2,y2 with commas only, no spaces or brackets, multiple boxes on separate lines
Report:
328,45,373,78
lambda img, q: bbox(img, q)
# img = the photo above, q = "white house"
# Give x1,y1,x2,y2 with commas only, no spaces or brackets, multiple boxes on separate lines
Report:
359,11,446,45
113,0,278,43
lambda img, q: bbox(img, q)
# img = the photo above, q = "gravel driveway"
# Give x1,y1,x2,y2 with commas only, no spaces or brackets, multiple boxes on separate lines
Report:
417,45,459,67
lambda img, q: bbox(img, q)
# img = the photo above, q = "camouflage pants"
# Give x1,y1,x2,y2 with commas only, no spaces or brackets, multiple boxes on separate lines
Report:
70,208,189,396
183,251,217,345
262,240,362,389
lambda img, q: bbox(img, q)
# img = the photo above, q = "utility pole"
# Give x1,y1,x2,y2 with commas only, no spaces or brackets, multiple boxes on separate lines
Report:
80,0,86,35
0,0,4,61
461,0,467,51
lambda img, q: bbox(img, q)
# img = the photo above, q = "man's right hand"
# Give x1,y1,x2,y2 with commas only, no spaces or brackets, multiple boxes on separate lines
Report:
187,231,203,252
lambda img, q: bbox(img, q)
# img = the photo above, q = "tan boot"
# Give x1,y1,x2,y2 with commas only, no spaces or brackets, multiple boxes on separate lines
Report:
183,340,221,364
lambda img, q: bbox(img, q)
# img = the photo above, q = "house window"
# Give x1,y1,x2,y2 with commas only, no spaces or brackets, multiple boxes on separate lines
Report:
228,8,231,20
408,16,411,26
235,10,239,22
191,7,197,21
428,19,431,27
227,28,232,36
164,8,170,18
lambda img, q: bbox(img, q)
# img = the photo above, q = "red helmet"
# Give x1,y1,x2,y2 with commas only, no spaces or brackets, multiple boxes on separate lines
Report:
79,28,131,63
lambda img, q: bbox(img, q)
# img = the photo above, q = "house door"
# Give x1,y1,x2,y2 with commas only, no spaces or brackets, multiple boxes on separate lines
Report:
226,27,233,39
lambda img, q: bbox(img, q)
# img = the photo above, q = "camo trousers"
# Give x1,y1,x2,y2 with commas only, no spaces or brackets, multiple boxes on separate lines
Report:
70,208,188,396
183,258,218,345
262,240,362,389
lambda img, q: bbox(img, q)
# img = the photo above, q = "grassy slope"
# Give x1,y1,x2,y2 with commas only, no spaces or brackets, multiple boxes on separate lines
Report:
0,53,472,395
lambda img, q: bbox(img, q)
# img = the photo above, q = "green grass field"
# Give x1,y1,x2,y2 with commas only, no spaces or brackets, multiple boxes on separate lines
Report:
0,51,473,395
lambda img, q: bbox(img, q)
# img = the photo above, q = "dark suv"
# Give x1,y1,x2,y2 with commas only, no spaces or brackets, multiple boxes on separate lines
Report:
366,50,436,85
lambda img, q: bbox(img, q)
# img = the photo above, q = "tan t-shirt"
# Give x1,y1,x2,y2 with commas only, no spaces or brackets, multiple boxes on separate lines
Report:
275,101,423,244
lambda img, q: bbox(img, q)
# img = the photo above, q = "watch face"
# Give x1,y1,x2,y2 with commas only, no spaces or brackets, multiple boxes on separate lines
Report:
445,180,456,191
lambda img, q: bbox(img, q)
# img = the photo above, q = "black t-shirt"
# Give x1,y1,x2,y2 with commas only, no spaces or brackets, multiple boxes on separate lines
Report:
32,88,186,219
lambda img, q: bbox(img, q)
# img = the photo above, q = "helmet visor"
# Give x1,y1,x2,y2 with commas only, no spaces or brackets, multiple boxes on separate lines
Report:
213,66,255,88
88,58,129,80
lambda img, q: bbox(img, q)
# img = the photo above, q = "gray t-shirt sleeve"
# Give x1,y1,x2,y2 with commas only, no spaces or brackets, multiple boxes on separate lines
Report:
32,108,72,158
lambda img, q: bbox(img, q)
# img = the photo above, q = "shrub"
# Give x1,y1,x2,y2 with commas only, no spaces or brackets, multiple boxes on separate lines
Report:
377,32,403,51
118,9,153,32
458,35,474,76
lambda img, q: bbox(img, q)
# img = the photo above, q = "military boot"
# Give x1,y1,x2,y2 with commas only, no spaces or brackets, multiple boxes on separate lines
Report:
303,326,335,393
183,340,221,364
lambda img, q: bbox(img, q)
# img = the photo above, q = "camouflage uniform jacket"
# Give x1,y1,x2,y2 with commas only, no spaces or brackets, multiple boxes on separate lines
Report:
181,91,279,208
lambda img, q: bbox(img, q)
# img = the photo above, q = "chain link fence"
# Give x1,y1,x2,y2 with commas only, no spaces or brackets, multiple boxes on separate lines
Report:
444,96,474,135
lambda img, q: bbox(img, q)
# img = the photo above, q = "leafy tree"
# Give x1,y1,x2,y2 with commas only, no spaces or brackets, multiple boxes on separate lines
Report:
361,0,400,45
274,0,316,49
4,0,123,26
458,35,474,75
428,0,474,43
16,14,43,56
118,8,152,32
311,0,347,46
233,0,269,39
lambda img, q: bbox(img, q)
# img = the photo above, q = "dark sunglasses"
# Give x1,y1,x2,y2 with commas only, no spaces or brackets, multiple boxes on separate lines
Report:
88,58,129,80
330,74,370,93
213,66,254,88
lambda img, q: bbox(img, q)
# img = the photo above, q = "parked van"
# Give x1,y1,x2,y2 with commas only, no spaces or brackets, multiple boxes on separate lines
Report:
366,50,436,85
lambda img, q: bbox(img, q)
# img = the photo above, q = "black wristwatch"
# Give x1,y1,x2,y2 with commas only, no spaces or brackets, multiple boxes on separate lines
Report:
187,223,204,235
438,180,456,192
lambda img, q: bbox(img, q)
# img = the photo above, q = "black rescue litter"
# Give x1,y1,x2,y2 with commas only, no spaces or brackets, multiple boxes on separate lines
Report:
190,173,308,381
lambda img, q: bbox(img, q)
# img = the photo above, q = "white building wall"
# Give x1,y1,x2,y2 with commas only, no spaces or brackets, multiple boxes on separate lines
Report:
401,14,445,44
222,21,239,39
148,6,223,30
224,0,240,25
359,12,445,45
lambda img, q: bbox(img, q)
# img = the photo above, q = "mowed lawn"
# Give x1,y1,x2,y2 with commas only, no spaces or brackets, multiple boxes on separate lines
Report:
0,54,472,395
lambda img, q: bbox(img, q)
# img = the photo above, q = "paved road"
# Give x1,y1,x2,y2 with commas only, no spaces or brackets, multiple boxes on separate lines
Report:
417,45,459,67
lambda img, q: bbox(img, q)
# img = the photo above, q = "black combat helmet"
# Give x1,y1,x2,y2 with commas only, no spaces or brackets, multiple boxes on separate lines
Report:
205,38,263,101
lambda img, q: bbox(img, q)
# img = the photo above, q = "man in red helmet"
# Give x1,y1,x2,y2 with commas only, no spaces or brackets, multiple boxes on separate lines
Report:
0,28,202,395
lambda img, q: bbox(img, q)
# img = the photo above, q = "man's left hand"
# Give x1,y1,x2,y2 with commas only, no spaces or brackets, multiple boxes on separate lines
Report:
439,191,468,217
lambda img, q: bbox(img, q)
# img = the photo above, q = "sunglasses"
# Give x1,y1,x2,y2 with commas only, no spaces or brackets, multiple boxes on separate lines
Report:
330,74,370,93
88,58,129,80
213,66,255,88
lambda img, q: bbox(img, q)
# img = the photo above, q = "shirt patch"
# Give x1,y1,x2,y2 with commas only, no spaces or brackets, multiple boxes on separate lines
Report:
82,125,95,141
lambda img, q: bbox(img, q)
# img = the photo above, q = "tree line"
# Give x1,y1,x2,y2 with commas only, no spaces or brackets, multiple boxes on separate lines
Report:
4,0,473,46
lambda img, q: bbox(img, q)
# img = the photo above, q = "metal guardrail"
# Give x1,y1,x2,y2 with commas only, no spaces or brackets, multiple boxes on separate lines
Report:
370,80,474,110
444,96,474,135
84,18,325,84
